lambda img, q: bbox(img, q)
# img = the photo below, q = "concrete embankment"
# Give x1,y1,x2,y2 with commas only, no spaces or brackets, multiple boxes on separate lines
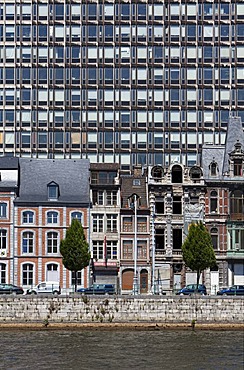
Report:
0,296,243,329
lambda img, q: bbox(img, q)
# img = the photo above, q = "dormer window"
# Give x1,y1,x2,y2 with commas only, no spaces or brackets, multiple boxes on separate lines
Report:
133,179,141,186
189,166,202,180
210,162,218,176
48,182,59,201
151,166,163,179
234,159,242,176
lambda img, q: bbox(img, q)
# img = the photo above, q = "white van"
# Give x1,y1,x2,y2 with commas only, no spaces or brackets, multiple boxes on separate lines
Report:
27,281,61,295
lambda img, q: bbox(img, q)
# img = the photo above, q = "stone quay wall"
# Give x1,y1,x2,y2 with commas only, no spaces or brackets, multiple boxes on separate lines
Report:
0,296,243,325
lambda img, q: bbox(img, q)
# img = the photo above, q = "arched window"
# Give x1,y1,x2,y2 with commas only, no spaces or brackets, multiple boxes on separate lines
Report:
22,263,34,286
22,231,34,253
210,162,217,176
210,190,218,213
47,211,58,224
22,211,34,224
210,227,218,249
171,165,182,183
47,232,58,253
71,211,83,223
189,166,202,180
151,165,163,179
0,203,7,218
0,263,6,283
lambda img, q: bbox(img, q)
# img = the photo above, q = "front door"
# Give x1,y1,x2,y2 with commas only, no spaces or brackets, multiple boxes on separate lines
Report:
46,264,58,282
140,270,148,294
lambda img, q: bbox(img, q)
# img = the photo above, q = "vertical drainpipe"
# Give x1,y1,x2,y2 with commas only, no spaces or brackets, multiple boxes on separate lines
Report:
88,194,91,287
12,192,15,285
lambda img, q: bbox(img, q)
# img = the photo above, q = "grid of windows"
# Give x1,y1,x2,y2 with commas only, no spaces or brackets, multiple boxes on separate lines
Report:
0,2,243,169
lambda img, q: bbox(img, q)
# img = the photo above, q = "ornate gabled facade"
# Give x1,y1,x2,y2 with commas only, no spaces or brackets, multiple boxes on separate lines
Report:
202,116,244,291
148,163,206,294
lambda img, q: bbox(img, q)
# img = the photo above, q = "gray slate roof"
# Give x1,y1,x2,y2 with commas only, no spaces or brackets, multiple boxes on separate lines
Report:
223,116,244,174
0,156,19,169
202,116,244,179
16,159,90,205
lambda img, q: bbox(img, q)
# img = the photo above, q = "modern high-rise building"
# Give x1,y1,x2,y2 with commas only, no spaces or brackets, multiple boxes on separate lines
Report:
0,1,243,170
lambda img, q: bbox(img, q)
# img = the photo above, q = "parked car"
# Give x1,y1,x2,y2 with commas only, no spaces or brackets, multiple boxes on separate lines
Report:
217,285,244,296
0,283,24,295
26,281,61,295
176,284,207,296
78,284,115,295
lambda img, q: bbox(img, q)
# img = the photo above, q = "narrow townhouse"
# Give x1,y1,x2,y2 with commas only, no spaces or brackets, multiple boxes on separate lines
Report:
89,163,120,291
120,165,150,294
13,158,90,292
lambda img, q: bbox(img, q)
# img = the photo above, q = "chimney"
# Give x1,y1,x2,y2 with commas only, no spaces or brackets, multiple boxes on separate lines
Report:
133,165,142,177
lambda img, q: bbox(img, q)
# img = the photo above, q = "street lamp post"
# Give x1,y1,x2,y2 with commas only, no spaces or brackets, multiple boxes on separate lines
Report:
151,204,155,294
133,194,139,295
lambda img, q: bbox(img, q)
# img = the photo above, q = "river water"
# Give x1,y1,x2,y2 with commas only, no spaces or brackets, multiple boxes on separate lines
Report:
0,329,243,370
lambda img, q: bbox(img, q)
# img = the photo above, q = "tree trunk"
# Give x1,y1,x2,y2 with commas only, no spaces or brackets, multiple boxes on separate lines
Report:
74,271,77,293
196,270,200,292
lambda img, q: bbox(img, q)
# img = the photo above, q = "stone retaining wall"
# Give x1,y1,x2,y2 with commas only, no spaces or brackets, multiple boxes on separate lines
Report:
0,296,243,324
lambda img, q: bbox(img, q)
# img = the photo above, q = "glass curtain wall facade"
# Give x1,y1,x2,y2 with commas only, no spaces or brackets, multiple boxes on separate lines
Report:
0,1,243,170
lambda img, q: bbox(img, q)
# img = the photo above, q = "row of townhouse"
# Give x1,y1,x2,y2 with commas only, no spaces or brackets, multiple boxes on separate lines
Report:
0,116,243,294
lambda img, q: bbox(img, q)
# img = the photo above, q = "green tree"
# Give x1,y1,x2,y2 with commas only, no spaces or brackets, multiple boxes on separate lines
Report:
60,219,90,292
182,221,216,290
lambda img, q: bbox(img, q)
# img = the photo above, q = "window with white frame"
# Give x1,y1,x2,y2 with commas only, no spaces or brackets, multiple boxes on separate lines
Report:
106,214,117,233
22,263,34,286
71,211,83,223
0,229,7,250
22,231,34,254
22,210,34,224
0,203,7,218
47,211,58,224
106,241,117,259
47,231,58,253
93,241,104,260
0,263,6,283
106,191,117,206
48,183,59,200
71,271,82,286
92,215,103,232
92,190,104,205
